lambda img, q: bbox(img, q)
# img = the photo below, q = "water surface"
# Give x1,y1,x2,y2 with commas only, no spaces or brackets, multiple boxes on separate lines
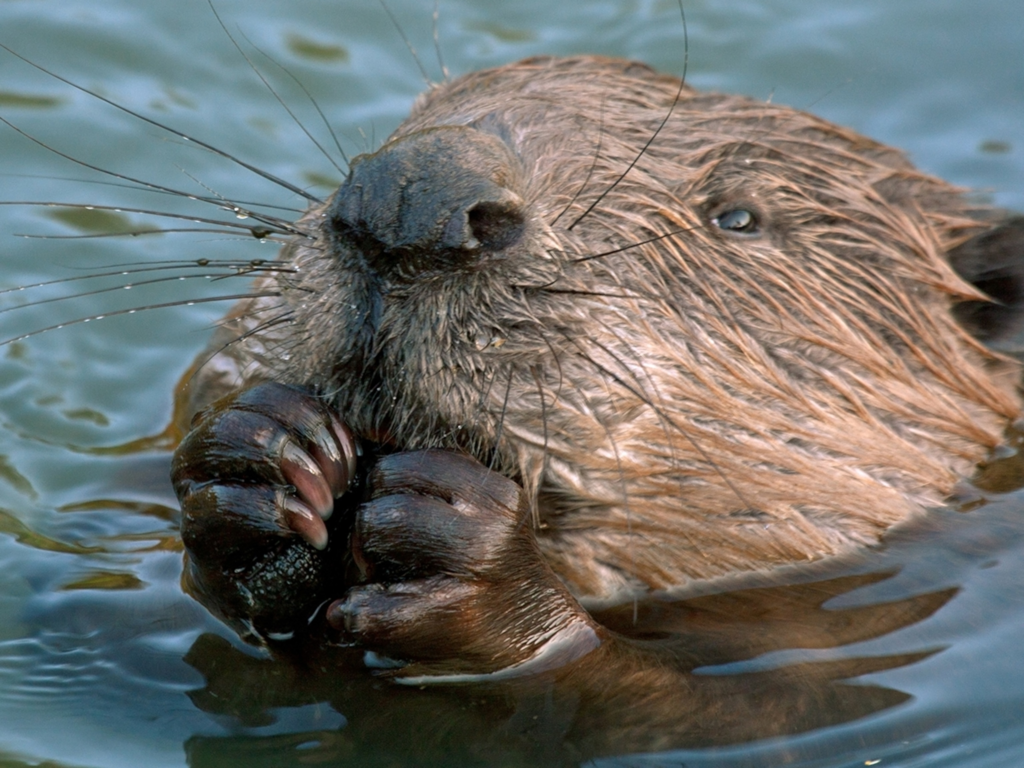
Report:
0,1,1022,766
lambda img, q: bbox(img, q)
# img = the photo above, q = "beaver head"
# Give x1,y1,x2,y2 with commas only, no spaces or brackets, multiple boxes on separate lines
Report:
204,56,1022,599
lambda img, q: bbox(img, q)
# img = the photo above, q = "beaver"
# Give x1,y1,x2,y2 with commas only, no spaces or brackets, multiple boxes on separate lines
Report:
171,55,1024,680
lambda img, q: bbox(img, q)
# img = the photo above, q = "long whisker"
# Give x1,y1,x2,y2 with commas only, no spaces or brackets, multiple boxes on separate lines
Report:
0,271,284,316
15,228,290,242
235,30,350,169
0,260,288,299
536,331,566,403
0,174,307,214
1,292,282,347
518,364,551,531
550,96,606,228
379,0,433,86
598,327,688,549
186,309,295,386
0,259,290,296
567,0,689,231
0,42,322,204
472,365,500,441
489,365,516,473
589,379,635,591
431,0,449,82
0,118,313,238
522,287,648,301
172,168,309,234
531,365,550,470
0,201,300,238
571,227,695,264
204,2,347,175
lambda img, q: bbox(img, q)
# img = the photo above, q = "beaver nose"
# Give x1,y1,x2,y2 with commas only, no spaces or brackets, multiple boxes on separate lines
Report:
328,126,526,278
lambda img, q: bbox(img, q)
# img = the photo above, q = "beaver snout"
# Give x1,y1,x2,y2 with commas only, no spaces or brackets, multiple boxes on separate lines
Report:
327,125,527,279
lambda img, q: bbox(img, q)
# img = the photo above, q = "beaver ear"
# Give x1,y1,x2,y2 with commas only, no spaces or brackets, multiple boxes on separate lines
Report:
949,216,1024,348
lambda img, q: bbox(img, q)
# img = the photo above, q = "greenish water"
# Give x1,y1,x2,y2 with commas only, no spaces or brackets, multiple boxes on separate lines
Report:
0,0,1022,766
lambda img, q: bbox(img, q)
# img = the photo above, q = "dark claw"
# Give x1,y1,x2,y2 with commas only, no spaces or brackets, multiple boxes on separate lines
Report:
174,382,357,548
174,382,358,639
280,441,335,520
281,496,329,551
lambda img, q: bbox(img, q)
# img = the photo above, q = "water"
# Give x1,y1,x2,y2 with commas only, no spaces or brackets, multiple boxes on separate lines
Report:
0,0,1022,766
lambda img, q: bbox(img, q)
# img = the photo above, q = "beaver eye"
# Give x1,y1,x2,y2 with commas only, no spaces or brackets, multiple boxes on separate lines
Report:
712,208,760,236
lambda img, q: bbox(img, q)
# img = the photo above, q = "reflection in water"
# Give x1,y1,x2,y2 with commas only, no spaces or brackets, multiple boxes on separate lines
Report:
181,569,951,767
0,507,100,555
59,571,146,591
1,417,1023,767
170,445,1024,766
0,455,36,500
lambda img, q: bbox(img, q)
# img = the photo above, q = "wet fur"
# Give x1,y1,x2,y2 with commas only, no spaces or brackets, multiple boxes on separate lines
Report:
188,55,1021,600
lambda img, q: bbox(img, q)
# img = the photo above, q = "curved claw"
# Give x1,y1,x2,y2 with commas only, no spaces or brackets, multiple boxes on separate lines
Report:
281,495,329,551
280,440,335,520
174,382,360,640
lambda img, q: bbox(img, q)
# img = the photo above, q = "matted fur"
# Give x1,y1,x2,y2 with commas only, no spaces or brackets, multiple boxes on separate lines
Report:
192,56,1021,599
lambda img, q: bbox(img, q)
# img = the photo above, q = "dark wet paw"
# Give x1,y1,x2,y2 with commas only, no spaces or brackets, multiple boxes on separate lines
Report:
172,382,357,640
325,450,601,680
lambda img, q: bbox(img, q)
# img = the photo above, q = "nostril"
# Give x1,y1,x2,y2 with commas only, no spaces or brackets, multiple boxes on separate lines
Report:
327,126,526,277
466,201,525,252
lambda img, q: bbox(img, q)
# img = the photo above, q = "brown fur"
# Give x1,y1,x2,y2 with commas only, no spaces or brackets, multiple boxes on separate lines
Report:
190,56,1021,600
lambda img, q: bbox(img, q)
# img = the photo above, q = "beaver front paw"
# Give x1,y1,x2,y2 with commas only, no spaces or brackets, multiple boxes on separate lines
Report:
326,450,602,682
172,382,357,641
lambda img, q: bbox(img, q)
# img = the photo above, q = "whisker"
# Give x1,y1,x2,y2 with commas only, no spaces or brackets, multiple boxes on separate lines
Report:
523,287,648,301
431,0,449,82
0,291,282,347
0,174,307,215
0,200,300,239
235,29,351,169
592,378,635,589
0,259,290,296
186,309,295,385
0,271,281,316
516,364,551,531
489,365,516,473
530,365,550,468
597,327,688,560
0,42,322,204
539,331,642,592
0,119,313,238
550,95,606,228
473,365,500,436
536,331,566,403
172,168,307,234
566,0,688,231
15,228,291,242
379,0,433,86
208,297,293,328
204,2,347,175
571,227,695,264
